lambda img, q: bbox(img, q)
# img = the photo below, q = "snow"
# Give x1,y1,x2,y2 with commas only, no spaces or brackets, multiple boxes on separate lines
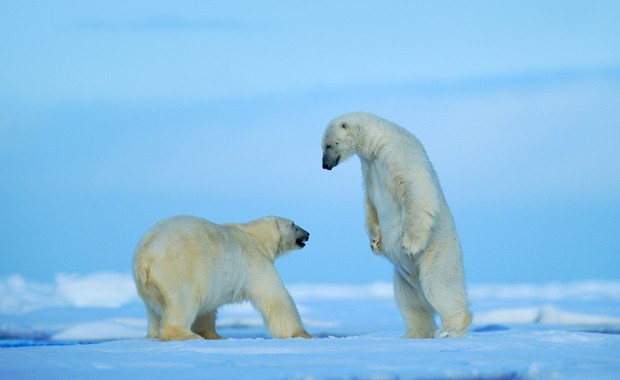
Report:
1,273,620,379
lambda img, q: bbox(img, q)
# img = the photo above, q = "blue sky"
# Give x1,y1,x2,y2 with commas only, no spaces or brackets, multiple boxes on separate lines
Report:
1,1,619,284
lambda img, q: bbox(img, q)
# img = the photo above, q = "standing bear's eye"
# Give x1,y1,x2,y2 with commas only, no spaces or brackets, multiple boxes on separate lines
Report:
326,144,332,149
341,122,347,129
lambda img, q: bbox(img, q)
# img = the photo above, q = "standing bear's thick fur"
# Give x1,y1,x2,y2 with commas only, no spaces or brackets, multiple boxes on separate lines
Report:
322,112,472,338
133,215,312,341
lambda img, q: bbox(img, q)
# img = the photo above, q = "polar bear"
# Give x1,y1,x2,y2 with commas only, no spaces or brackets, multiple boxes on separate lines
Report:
322,112,472,338
133,215,312,341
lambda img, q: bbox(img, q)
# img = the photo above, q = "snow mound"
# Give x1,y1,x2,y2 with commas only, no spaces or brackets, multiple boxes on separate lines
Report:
475,304,620,325
52,318,146,341
289,282,393,299
0,273,139,314
55,273,138,308
469,281,620,301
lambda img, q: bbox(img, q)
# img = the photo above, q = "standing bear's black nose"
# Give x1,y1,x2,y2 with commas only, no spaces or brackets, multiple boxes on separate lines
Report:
322,156,333,170
322,153,340,170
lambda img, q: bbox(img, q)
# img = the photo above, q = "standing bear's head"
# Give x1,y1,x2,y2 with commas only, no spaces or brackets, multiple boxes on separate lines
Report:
321,113,361,170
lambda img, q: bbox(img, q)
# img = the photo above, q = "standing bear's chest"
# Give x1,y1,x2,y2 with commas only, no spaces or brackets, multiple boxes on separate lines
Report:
365,162,406,256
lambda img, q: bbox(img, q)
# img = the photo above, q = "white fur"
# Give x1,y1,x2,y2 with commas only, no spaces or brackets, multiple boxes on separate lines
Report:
133,215,311,341
322,112,472,338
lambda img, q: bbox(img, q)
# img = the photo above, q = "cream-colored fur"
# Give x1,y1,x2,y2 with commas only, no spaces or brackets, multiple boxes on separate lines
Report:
133,215,312,341
322,112,472,338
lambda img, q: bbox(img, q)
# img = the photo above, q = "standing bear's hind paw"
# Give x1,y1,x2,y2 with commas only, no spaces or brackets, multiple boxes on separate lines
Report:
292,330,313,339
435,327,468,339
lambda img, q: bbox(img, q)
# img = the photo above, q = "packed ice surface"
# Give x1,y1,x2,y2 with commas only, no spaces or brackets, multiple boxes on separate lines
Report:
1,273,620,379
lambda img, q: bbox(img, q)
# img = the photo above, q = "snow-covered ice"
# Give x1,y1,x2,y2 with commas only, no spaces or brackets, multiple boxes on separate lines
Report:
1,273,619,379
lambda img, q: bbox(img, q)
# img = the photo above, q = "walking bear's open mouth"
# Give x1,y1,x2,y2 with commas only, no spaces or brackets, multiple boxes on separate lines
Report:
296,235,309,248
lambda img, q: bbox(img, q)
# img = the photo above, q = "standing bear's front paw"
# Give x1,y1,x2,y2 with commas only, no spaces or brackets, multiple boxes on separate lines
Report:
402,233,425,256
370,234,382,254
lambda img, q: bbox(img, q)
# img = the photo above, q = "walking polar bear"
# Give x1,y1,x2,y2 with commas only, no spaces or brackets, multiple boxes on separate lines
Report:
322,112,472,338
133,215,312,341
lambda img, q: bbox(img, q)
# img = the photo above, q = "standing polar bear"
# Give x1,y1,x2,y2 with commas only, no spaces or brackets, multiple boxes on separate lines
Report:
322,112,472,338
133,215,312,341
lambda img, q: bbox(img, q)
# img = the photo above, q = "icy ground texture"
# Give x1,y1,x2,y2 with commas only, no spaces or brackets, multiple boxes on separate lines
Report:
1,273,619,379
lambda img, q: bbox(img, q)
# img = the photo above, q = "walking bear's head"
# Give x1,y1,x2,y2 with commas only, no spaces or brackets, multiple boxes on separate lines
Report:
267,217,310,256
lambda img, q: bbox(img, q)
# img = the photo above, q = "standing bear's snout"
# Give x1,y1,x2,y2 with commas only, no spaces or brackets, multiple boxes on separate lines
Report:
322,153,339,170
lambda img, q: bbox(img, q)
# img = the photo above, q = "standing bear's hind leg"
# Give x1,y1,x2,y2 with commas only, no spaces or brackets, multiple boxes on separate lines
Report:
419,262,472,338
394,270,436,339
